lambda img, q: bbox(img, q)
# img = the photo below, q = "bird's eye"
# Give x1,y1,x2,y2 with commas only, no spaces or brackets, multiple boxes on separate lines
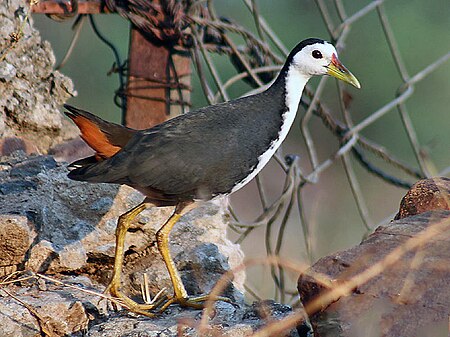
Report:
312,50,323,59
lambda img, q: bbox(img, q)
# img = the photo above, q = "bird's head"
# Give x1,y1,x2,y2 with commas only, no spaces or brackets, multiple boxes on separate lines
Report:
288,38,360,88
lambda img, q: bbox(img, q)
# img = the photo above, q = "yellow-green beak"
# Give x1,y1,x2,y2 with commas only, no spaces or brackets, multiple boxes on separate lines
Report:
326,54,361,89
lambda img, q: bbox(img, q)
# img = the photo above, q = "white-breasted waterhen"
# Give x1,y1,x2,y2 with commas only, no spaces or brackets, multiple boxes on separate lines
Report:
64,38,360,316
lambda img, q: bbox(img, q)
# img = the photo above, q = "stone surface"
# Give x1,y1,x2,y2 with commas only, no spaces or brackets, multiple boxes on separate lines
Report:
0,153,245,300
0,0,78,154
0,152,303,336
395,177,450,220
0,214,35,276
297,211,450,337
85,299,300,337
0,275,97,337
0,279,300,337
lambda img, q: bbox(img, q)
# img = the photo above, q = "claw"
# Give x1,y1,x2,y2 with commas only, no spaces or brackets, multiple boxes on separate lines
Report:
101,275,167,316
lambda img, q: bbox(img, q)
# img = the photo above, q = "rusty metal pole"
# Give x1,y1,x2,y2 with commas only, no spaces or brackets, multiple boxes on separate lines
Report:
125,28,190,129
33,0,191,130
32,0,107,14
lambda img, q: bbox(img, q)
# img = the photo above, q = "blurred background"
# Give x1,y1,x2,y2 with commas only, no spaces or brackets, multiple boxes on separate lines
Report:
32,0,450,304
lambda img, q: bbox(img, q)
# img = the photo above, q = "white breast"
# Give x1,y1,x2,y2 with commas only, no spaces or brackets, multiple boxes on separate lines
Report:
231,66,310,193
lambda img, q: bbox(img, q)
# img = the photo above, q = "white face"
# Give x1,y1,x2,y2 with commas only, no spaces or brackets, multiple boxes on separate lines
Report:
291,42,338,76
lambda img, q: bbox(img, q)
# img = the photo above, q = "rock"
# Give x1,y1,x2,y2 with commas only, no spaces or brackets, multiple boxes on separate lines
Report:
123,203,246,301
86,299,300,337
9,154,56,178
243,300,292,320
0,61,16,82
297,210,450,337
0,207,298,337
395,177,450,220
0,0,78,154
0,151,299,336
48,137,95,164
26,239,59,273
0,152,244,302
243,300,304,337
0,179,37,194
0,275,96,337
0,214,35,276
0,137,40,156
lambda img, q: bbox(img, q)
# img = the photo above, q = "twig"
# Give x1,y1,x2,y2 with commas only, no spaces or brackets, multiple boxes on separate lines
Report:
1,288,57,337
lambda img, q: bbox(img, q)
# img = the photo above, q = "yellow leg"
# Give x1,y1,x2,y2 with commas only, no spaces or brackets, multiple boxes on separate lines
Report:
156,211,187,299
155,203,231,312
105,201,230,316
108,202,147,294
105,202,165,317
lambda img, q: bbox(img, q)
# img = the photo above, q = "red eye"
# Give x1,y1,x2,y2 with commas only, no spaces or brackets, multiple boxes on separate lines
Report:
312,50,323,59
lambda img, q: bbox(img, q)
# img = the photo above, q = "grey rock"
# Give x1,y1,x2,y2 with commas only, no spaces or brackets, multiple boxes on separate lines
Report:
0,153,246,315
85,299,300,337
9,155,56,178
0,61,16,82
177,243,243,303
0,0,78,153
243,300,292,320
0,179,37,194
0,153,302,337
90,196,115,212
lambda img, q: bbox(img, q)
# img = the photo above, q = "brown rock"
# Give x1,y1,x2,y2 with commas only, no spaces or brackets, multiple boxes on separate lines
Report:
395,177,450,220
0,137,40,156
0,215,35,276
297,211,450,337
48,137,95,163
0,276,93,337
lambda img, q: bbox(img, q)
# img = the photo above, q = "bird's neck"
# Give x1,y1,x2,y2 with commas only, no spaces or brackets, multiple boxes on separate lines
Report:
283,65,310,115
265,64,310,142
229,65,311,194
269,64,310,115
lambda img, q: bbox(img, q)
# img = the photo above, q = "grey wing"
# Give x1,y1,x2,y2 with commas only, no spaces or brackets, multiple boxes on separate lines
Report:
124,115,248,196
66,127,205,194
126,131,206,194
68,95,270,197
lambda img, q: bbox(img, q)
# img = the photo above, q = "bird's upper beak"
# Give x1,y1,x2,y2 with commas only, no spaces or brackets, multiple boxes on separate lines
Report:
326,54,361,89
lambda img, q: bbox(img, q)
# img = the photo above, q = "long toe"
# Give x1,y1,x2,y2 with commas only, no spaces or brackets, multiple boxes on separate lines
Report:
104,286,169,317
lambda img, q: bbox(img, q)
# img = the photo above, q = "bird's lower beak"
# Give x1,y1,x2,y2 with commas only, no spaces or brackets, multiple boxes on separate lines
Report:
327,54,361,89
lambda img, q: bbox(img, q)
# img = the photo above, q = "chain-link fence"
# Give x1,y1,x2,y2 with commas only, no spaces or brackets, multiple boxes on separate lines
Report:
174,0,449,305
33,0,450,306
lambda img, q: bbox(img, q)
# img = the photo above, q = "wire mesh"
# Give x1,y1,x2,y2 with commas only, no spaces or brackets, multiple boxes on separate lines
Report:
40,0,450,306
175,0,448,305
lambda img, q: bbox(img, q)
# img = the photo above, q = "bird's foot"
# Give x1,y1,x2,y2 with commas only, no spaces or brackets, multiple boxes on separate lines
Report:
102,277,231,316
102,281,168,317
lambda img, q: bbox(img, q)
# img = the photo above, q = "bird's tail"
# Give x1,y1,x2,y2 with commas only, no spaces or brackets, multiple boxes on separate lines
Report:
67,152,130,184
64,104,136,161
64,104,137,183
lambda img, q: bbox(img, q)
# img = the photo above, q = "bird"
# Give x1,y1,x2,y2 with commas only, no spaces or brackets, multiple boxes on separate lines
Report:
64,38,360,316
